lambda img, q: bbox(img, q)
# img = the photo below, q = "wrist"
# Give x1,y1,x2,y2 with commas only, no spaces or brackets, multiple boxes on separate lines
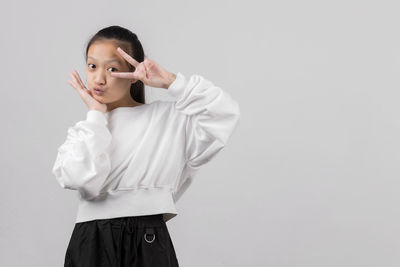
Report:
163,72,177,89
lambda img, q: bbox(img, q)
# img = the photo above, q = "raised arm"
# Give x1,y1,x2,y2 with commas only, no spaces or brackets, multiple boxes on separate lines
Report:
166,72,241,169
108,48,241,169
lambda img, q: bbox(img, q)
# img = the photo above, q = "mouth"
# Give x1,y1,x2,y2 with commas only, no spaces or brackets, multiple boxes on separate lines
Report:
93,87,104,92
93,87,105,95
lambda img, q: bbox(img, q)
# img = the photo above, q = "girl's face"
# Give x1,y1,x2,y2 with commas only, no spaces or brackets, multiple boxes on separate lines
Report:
86,40,133,105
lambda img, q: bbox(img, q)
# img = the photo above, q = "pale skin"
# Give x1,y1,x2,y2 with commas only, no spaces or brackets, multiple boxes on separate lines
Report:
67,40,177,113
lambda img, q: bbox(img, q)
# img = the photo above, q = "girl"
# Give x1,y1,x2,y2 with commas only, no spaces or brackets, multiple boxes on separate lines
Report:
52,25,240,267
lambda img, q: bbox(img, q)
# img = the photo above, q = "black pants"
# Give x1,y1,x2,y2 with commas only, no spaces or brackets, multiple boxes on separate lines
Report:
64,213,179,267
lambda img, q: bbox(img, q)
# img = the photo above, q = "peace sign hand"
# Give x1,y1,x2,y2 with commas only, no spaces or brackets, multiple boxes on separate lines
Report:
110,47,176,89
67,70,107,113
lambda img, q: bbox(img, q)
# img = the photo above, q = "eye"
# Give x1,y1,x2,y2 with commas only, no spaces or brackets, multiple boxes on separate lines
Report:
88,63,95,69
108,67,118,72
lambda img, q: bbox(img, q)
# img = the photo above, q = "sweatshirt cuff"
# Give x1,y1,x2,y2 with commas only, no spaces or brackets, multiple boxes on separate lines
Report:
86,110,108,125
167,72,188,100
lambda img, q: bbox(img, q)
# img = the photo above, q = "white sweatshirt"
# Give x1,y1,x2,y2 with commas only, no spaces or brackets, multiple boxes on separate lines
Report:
52,72,241,223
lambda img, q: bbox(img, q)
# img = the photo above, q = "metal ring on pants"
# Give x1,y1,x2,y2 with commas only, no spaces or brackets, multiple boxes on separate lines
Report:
144,227,156,243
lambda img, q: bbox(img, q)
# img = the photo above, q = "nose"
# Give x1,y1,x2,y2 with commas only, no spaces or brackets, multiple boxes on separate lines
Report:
94,70,106,85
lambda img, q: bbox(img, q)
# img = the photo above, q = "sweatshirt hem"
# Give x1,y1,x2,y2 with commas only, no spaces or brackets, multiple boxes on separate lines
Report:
75,187,178,223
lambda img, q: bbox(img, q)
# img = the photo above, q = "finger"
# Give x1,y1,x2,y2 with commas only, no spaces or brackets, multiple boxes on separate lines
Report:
117,47,140,68
143,58,154,67
68,73,81,89
67,80,77,90
110,71,137,79
135,64,148,83
87,89,94,98
68,79,82,94
69,72,84,90
72,70,86,89
143,62,150,80
68,79,91,101
72,71,87,91
68,74,88,95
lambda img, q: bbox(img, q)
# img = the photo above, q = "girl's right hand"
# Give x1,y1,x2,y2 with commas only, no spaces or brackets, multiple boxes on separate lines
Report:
67,70,107,113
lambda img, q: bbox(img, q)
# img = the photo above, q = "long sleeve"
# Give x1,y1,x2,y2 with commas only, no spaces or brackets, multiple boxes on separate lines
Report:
51,110,112,200
167,72,241,170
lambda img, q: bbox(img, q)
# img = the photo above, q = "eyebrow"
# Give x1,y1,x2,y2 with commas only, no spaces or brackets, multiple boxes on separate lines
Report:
87,56,122,64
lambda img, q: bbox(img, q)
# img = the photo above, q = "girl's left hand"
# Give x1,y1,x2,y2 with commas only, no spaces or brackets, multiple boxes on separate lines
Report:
110,47,176,89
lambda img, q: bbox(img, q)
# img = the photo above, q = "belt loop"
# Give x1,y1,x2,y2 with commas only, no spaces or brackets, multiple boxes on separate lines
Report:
126,217,135,234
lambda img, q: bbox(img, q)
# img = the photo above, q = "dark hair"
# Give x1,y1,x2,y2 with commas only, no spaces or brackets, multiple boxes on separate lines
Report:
84,25,146,104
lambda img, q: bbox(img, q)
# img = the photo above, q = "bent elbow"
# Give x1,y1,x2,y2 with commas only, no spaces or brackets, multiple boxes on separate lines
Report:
59,177,103,200
53,166,105,200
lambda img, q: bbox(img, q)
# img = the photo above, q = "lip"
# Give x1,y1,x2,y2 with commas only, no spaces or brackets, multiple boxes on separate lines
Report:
93,87,104,92
93,87,105,96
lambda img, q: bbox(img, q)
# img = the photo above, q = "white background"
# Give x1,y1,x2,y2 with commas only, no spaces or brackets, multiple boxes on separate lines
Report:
1,0,399,266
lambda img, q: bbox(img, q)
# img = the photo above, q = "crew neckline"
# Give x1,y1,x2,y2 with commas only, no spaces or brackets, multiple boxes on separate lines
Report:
106,104,147,114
